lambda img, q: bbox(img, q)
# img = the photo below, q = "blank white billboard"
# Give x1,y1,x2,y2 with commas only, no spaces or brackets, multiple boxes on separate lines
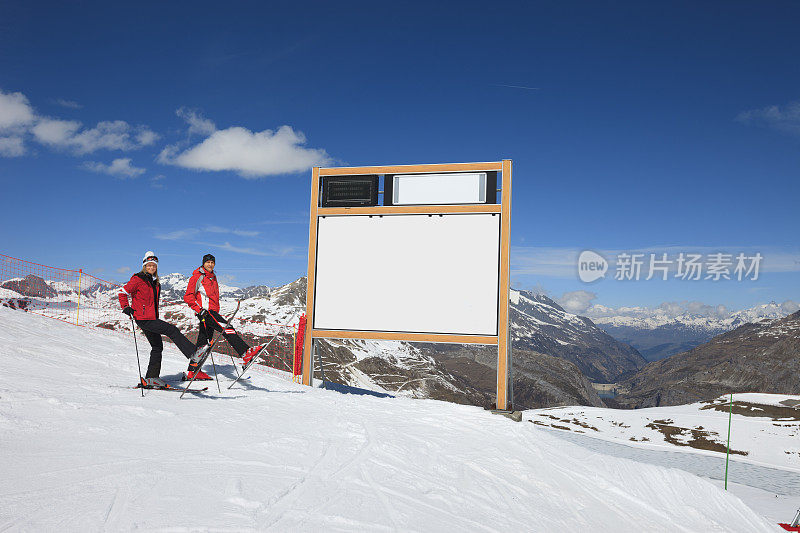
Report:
313,213,500,335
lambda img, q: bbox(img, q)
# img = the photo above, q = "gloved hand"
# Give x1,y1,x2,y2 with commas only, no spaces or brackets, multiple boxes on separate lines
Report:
196,309,209,321
122,306,134,317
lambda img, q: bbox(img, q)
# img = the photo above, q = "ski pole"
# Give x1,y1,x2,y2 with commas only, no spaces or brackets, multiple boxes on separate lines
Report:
130,317,144,397
724,392,733,490
202,315,229,387
200,316,221,392
209,350,221,393
181,302,241,399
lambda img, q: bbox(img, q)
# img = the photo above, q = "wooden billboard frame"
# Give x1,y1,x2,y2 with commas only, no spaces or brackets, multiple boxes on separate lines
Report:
302,160,513,410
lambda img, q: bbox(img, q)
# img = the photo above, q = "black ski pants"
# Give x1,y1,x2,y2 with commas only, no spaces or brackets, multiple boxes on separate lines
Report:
135,319,196,378
196,310,250,356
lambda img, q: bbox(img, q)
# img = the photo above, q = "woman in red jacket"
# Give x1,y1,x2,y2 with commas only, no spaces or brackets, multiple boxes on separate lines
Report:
119,251,208,388
184,253,263,379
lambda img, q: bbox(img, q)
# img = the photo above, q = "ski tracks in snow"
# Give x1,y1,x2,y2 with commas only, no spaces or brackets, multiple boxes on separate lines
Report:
0,308,777,531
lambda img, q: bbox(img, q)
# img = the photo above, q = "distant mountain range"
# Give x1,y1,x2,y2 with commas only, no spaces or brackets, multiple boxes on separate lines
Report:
4,272,794,411
589,302,793,361
614,311,800,408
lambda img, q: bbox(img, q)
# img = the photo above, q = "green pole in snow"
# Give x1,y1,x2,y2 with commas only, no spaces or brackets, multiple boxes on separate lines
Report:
724,392,733,490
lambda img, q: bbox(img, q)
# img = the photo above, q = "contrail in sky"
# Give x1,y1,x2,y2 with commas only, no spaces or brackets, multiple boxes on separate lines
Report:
492,84,541,90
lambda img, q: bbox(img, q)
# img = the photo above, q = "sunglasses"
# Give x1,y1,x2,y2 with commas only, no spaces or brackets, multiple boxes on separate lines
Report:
144,256,159,263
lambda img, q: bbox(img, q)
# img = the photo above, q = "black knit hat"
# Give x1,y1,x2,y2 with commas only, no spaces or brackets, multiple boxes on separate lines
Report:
202,253,216,264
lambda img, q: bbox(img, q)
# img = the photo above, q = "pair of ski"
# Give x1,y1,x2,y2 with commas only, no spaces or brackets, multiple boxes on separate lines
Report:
134,300,279,396
182,300,278,395
134,381,208,394
178,301,243,398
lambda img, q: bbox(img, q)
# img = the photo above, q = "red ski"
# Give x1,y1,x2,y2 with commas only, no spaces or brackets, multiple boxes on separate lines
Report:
780,509,800,531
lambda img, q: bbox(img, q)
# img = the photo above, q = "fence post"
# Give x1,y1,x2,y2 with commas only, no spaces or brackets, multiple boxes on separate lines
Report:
76,269,83,326
292,326,296,379
724,392,733,490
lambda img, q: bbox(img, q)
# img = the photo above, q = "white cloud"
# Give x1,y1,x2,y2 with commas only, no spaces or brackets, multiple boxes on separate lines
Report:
150,174,166,189
54,98,82,109
33,119,159,154
83,158,146,179
32,118,81,144
736,101,800,135
161,124,331,177
116,266,131,274
0,90,35,130
136,129,160,146
1,89,159,158
205,225,259,237
155,226,259,240
176,108,216,136
513,245,800,278
512,247,580,278
0,136,24,157
557,290,597,314
194,240,298,257
207,242,271,256
156,228,200,240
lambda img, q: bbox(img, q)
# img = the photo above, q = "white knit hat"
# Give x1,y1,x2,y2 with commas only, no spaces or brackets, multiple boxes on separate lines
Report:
142,251,158,266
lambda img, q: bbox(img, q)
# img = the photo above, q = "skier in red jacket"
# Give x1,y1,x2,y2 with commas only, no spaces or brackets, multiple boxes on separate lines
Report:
184,254,264,379
118,251,209,389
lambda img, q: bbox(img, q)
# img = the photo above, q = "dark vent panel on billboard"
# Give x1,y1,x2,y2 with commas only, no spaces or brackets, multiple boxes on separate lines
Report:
321,175,379,207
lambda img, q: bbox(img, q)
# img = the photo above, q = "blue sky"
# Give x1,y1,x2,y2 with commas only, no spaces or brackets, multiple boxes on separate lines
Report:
0,1,798,314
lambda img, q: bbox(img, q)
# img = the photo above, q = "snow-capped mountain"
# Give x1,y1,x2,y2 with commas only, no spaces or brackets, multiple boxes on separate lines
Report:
616,311,800,408
589,301,796,361
509,289,646,382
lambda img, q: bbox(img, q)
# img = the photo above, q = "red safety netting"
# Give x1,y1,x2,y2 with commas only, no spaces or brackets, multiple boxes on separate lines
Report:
213,320,301,380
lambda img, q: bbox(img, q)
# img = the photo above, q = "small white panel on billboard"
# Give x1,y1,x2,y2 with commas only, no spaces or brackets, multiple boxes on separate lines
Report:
314,213,500,335
392,173,486,205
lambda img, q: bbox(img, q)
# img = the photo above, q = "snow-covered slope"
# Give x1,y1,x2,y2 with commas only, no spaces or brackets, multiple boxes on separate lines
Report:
0,307,774,531
528,394,800,471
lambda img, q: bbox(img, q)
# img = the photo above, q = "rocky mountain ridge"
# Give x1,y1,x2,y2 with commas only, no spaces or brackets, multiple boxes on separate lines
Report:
615,311,800,408
591,302,795,361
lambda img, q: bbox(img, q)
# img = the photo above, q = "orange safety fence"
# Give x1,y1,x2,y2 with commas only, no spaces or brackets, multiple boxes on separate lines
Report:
0,253,121,329
0,253,302,380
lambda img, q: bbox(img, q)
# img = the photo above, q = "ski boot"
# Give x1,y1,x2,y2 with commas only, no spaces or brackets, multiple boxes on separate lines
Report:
242,344,265,366
190,344,211,364
184,369,212,381
139,377,171,389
